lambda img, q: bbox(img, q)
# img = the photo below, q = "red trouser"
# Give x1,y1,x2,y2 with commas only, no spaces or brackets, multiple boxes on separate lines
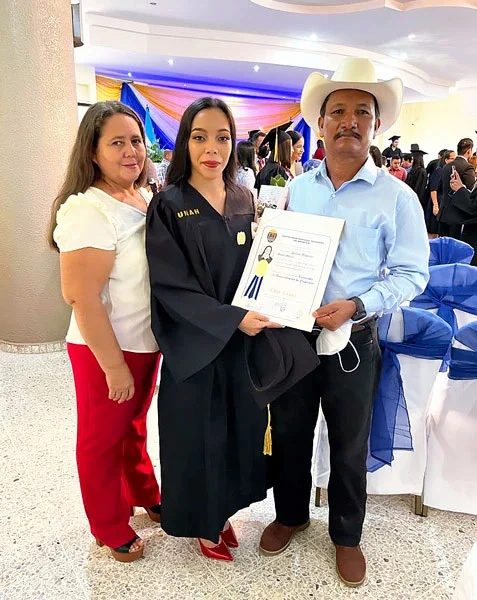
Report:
67,343,161,548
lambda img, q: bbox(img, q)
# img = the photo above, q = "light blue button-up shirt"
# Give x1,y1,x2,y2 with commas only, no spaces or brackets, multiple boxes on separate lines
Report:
287,157,430,316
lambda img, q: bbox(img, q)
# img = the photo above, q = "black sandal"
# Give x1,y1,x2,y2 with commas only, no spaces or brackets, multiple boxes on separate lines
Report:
95,535,144,563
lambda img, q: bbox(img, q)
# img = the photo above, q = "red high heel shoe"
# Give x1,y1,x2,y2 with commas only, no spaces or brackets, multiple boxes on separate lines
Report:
221,523,239,548
198,537,233,562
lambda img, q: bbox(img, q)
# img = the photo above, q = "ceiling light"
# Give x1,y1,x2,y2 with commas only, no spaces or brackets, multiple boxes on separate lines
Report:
127,72,132,77
408,33,416,39
168,59,174,66
324,74,329,78
254,65,260,72
310,34,318,41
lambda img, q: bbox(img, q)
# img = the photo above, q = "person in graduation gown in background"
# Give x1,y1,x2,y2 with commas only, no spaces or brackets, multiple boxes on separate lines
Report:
255,122,293,195
382,135,403,166
146,97,283,562
406,145,429,214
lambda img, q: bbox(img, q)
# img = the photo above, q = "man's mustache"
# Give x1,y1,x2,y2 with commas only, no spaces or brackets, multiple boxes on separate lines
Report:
334,131,361,141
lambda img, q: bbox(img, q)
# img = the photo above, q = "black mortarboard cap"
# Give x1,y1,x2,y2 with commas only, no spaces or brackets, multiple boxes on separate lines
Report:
245,328,320,409
260,121,293,159
389,135,400,142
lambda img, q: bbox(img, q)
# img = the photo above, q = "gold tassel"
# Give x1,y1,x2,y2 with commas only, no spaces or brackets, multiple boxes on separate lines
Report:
263,404,272,456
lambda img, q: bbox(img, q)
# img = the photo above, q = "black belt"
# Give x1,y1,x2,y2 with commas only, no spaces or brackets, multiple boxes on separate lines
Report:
350,315,377,332
311,316,377,336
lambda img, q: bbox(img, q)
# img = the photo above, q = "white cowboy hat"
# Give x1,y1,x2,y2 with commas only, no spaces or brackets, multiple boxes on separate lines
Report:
301,58,403,135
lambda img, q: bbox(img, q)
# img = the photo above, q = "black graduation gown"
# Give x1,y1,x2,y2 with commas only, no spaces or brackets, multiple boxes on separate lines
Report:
146,181,268,542
255,162,290,195
382,146,403,162
407,166,428,212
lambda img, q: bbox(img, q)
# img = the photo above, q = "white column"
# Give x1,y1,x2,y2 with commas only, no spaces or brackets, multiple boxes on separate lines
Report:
0,0,78,344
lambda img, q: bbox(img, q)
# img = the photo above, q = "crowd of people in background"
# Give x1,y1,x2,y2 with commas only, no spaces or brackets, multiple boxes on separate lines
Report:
365,134,477,257
153,130,477,258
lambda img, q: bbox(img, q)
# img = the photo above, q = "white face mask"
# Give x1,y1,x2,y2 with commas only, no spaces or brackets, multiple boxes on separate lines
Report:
315,321,360,373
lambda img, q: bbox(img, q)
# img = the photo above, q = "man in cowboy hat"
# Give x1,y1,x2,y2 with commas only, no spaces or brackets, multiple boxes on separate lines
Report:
259,57,429,587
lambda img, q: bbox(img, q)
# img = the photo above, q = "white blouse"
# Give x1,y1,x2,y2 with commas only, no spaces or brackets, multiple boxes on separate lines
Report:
53,187,158,353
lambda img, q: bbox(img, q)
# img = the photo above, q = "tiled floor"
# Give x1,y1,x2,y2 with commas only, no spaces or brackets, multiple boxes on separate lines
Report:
0,349,475,600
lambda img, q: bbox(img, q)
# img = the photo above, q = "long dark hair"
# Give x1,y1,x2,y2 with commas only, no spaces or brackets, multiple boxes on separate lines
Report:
411,152,425,171
167,97,238,188
274,138,292,170
48,101,147,250
237,140,256,174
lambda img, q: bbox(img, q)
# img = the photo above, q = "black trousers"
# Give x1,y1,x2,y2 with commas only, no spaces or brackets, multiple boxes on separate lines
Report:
461,224,477,266
268,321,382,547
438,221,462,239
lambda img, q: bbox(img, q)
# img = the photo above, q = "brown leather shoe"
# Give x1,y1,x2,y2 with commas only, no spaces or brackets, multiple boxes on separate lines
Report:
259,520,310,556
335,544,366,587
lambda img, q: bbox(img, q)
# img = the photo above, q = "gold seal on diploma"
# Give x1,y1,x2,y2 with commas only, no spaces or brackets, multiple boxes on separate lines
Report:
237,231,246,245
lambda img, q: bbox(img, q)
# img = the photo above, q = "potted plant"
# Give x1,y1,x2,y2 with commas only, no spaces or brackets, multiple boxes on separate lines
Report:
148,142,165,165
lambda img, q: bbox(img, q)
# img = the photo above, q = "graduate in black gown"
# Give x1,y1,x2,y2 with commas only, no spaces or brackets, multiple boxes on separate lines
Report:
146,97,282,562
407,148,429,214
255,122,294,195
382,135,403,166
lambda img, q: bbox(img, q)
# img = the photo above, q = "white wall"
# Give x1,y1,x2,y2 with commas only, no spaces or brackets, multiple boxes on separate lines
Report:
375,90,477,163
75,64,97,122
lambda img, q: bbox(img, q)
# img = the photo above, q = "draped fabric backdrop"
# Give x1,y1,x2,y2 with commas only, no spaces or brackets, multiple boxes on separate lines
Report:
96,74,312,159
96,76,123,102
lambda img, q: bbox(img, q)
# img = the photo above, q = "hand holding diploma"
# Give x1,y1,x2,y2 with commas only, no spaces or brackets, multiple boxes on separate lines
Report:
313,300,356,331
238,311,283,337
233,209,345,332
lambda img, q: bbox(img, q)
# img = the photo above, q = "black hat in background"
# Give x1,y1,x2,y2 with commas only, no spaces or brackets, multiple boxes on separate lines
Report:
389,135,401,142
248,129,265,140
410,143,428,155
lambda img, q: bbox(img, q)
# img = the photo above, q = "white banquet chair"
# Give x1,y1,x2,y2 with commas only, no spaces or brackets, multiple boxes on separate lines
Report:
312,307,452,513
423,322,477,516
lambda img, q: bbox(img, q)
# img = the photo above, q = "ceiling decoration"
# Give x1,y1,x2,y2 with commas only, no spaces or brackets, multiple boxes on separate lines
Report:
76,0,477,103
250,0,477,15
83,14,452,100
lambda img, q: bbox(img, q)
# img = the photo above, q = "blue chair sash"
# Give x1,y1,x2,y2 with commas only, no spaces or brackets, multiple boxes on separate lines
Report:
448,348,477,380
368,307,452,472
448,324,477,379
429,237,474,267
410,264,477,370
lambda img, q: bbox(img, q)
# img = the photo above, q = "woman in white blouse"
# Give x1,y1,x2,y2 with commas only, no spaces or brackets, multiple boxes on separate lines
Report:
48,101,161,562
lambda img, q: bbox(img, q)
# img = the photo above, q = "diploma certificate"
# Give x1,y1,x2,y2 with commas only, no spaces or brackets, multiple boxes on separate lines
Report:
232,208,345,331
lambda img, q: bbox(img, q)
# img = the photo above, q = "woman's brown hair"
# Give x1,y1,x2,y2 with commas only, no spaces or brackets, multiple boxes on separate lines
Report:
47,101,147,250
277,137,292,170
